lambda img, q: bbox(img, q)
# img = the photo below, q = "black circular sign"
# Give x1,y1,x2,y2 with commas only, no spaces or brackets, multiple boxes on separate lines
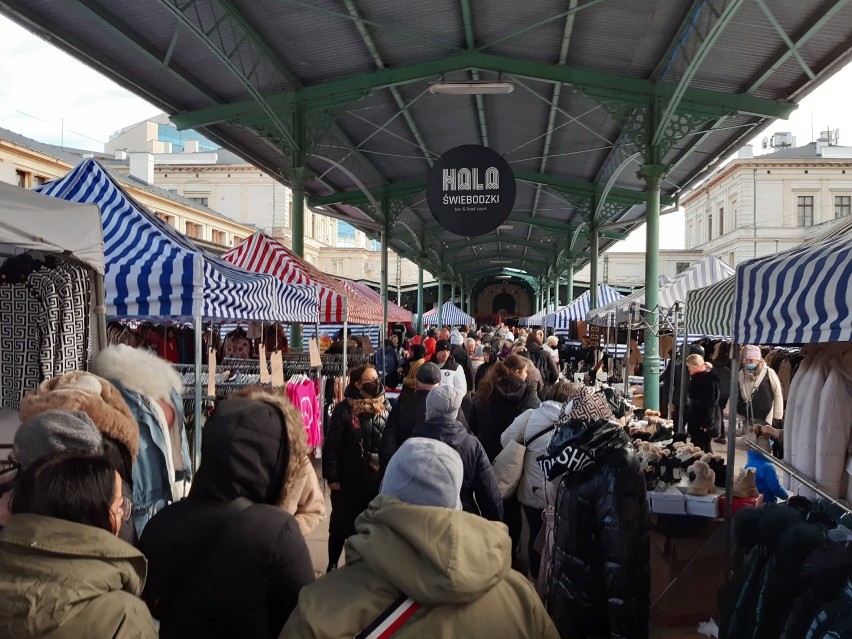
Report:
425,145,516,236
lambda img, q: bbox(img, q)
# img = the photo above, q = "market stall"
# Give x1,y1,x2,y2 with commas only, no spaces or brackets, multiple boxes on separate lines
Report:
421,301,475,327
0,182,105,412
544,284,623,328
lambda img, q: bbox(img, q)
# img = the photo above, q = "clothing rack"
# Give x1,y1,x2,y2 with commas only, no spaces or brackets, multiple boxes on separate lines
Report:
745,440,852,516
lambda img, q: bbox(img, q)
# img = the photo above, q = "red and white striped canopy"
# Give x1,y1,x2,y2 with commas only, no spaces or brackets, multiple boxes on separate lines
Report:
223,232,383,324
339,279,413,324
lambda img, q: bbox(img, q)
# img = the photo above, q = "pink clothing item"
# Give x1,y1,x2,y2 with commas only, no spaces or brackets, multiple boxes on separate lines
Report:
287,379,323,448
743,345,761,360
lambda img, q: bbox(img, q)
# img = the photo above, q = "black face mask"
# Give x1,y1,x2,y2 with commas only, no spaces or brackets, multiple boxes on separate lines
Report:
360,381,382,396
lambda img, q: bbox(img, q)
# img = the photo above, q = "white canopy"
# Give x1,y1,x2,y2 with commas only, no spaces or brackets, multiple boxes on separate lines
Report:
0,182,104,274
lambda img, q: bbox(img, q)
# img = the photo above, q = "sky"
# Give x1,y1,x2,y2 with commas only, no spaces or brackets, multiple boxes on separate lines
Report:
1,14,851,253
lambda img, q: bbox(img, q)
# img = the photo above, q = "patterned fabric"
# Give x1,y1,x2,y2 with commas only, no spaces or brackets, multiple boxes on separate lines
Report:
0,262,91,409
556,389,613,424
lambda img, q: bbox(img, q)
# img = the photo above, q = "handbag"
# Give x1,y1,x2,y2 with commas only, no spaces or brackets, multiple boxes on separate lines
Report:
492,414,555,499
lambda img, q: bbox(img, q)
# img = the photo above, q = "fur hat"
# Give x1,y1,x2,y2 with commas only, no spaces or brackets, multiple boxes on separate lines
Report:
380,437,463,510
425,385,464,420
93,344,183,400
19,371,139,458
14,410,103,469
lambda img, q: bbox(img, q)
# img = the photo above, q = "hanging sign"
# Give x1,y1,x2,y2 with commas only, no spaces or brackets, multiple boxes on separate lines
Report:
425,144,516,236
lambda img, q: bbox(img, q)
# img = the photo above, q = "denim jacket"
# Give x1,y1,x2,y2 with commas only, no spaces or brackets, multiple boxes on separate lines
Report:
112,382,192,534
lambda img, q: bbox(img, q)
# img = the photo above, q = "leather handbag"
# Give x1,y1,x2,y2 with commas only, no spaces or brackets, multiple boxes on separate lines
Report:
492,437,527,498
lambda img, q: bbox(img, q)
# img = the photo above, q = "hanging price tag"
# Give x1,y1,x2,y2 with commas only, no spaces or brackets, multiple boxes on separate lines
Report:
258,344,271,384
207,348,217,397
270,350,285,387
309,338,322,368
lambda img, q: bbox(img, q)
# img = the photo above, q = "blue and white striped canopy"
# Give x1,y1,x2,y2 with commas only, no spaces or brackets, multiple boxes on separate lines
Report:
544,284,623,328
36,159,317,322
734,234,852,344
520,307,563,326
421,302,475,326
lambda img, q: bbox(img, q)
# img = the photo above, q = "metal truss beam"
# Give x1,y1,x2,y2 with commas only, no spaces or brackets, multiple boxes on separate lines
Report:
442,236,560,253
171,50,795,130
453,252,552,269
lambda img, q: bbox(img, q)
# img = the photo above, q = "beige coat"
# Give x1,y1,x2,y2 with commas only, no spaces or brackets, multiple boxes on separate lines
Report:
0,514,156,638
282,495,558,638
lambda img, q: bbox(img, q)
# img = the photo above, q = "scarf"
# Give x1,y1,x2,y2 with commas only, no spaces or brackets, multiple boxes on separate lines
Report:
346,395,386,418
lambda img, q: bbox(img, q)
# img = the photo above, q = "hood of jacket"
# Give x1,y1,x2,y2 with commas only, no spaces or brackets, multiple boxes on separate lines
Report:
94,344,183,401
0,514,148,637
232,388,308,504
539,418,629,482
18,371,139,458
345,495,510,604
413,415,467,447
189,397,289,505
493,375,532,404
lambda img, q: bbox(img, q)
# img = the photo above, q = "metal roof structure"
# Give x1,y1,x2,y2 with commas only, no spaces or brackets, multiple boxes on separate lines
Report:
4,1,851,292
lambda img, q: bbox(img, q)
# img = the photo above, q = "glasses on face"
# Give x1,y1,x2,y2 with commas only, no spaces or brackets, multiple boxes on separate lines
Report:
114,495,132,522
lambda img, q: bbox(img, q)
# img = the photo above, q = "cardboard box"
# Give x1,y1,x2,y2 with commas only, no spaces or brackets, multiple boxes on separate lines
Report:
679,488,722,518
718,493,764,516
649,485,686,515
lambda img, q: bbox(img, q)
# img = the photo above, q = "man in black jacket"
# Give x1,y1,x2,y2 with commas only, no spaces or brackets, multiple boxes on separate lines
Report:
412,385,503,521
139,396,314,639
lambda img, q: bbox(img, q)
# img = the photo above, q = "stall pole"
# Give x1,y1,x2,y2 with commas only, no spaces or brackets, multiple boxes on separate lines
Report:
676,316,691,434
342,297,349,383
589,226,599,310
380,218,389,386
669,303,681,423
436,278,444,327
641,164,665,410
566,261,574,301
623,304,633,397
416,264,424,334
724,347,740,540
193,312,203,470
94,273,108,354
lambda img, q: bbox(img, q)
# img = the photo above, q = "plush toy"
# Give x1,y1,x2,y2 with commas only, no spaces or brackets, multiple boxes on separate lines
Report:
733,467,759,498
686,460,716,496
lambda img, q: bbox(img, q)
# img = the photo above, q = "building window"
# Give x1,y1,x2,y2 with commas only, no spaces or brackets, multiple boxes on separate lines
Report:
187,196,208,207
718,206,724,234
835,195,851,219
797,196,814,227
154,212,175,227
185,222,203,239
211,230,227,245
675,262,691,275
16,169,29,188
707,213,713,241
232,235,244,247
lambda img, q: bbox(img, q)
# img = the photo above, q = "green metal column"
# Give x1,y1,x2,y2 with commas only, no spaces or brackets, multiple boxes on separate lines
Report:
589,224,599,310
436,278,444,327
641,164,667,411
380,213,389,339
451,281,456,308
566,261,574,301
290,176,305,351
416,264,424,334
459,280,465,314
553,276,559,309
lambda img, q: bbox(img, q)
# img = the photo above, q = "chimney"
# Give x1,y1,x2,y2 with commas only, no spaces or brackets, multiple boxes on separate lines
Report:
114,150,127,160
183,139,199,153
128,152,154,184
738,144,753,159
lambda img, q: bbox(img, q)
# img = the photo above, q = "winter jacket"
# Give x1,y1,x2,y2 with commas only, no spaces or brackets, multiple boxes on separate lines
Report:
807,577,852,639
500,402,560,509
451,345,474,391
139,397,315,639
94,345,194,535
471,376,541,462
548,420,650,639
786,344,828,493
475,359,496,388
528,342,559,387
744,450,788,504
412,416,503,521
376,345,401,377
737,363,784,423
686,368,722,437
0,514,156,638
815,347,852,501
281,496,559,639
380,389,467,472
323,386,389,486
280,456,326,536
437,359,468,395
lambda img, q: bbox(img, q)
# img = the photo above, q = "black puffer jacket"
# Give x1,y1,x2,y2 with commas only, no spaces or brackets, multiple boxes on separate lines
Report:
412,416,503,521
139,398,314,639
471,376,540,461
323,385,389,486
686,369,721,436
547,419,650,639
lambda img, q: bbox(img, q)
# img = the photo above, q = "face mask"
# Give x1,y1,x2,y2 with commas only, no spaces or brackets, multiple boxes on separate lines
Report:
745,363,758,372
361,380,382,396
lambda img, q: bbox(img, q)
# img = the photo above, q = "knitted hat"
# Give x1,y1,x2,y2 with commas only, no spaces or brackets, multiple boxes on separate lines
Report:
557,388,614,425
743,345,761,360
425,385,464,420
380,437,463,510
14,410,103,469
415,362,441,385
434,339,451,353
